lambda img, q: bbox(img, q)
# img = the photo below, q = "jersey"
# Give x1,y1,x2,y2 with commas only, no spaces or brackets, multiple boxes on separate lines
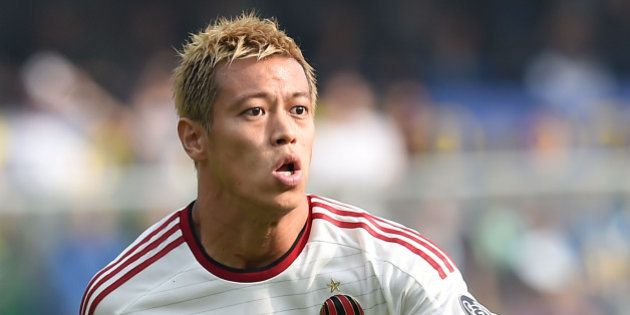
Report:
81,195,493,315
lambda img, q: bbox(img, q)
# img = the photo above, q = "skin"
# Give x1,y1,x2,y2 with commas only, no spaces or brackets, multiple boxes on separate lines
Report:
177,55,315,269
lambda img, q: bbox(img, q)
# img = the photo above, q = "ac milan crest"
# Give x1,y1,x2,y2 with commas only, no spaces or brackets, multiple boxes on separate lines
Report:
319,295,364,315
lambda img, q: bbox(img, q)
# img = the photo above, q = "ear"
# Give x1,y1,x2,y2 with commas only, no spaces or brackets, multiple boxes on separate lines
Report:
177,118,208,162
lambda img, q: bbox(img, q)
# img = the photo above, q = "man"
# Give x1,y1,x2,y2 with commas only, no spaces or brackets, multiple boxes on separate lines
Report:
81,13,493,315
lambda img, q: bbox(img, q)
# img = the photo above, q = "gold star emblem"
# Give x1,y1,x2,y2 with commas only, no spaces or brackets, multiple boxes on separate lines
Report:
327,278,341,293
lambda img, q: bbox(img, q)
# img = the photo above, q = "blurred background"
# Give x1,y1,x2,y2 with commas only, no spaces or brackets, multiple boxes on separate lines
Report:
1,0,630,314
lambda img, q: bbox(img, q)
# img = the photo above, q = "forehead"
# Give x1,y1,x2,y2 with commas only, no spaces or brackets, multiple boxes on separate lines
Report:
214,55,310,97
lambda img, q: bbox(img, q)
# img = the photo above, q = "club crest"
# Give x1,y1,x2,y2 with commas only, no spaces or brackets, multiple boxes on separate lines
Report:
319,294,364,315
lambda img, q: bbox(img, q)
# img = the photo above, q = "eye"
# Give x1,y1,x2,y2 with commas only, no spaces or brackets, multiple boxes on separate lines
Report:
243,107,265,117
290,105,308,116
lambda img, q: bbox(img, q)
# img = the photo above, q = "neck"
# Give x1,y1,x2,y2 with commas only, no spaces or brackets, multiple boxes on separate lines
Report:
192,192,309,270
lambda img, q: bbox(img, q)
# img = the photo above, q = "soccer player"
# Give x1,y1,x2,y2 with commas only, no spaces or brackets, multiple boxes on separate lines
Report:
81,13,494,315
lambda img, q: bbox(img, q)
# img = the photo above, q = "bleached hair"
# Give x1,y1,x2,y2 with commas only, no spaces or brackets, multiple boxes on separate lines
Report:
173,13,317,128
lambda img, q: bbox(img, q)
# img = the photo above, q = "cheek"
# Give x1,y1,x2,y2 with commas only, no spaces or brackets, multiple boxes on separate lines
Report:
217,129,266,168
302,125,316,157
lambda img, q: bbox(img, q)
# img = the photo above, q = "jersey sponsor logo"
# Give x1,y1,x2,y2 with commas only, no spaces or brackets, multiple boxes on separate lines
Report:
459,295,491,315
320,295,364,315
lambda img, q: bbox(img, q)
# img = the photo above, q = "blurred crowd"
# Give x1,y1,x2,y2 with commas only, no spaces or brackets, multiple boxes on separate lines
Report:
1,0,630,314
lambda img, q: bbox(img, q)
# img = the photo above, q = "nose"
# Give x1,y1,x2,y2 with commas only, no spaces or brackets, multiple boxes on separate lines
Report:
270,112,297,146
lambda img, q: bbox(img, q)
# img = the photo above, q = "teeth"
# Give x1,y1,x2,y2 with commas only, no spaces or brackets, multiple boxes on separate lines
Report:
276,160,298,175
277,165,296,176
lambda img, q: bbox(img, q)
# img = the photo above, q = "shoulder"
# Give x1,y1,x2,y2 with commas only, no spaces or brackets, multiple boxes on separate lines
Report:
80,206,191,315
309,195,482,313
308,194,459,281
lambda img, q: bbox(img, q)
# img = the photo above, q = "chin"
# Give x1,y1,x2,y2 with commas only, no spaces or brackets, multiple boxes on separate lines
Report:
269,189,306,212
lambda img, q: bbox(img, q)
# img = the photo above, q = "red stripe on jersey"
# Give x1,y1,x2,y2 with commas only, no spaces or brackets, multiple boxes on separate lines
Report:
312,212,448,279
88,237,185,315
362,209,456,272
312,199,455,273
80,211,181,315
315,196,432,240
337,295,354,314
82,222,181,315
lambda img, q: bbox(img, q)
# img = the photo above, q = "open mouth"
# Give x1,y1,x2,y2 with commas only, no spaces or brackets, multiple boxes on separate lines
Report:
277,162,296,174
273,156,302,186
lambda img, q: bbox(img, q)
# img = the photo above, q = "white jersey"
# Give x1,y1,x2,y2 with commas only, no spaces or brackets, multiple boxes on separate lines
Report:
81,195,493,315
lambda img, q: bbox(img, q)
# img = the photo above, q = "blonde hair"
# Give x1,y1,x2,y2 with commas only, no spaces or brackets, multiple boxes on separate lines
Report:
173,13,317,128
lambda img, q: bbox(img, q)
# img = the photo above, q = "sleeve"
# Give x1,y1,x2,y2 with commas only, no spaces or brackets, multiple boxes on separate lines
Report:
381,263,495,315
